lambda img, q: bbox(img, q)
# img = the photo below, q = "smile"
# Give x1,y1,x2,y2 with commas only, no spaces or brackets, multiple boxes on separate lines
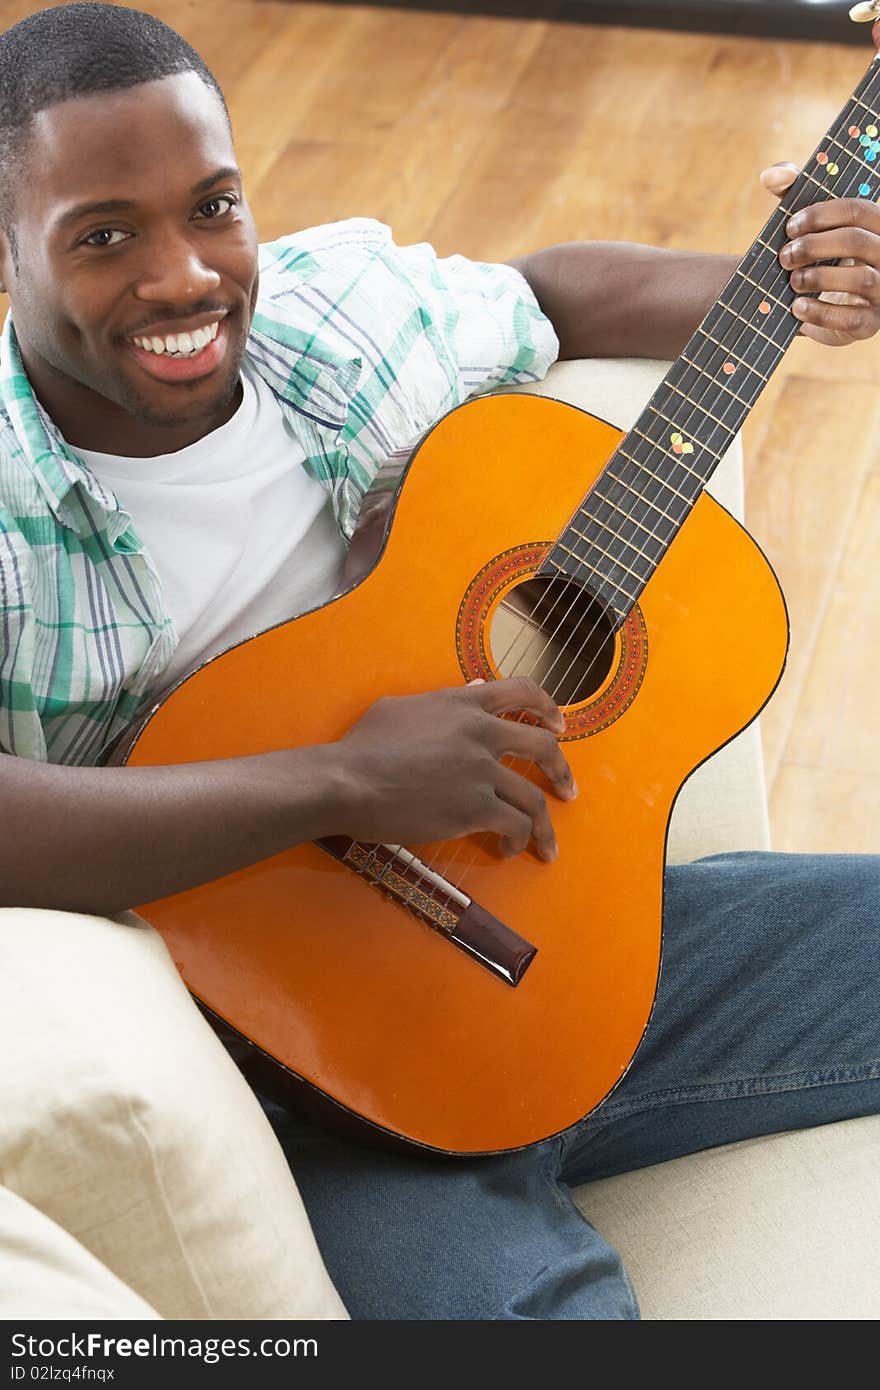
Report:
131,319,221,357
125,317,230,383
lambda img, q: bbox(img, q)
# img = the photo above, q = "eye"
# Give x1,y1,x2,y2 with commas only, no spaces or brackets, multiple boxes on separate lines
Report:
196,194,238,220
82,228,128,248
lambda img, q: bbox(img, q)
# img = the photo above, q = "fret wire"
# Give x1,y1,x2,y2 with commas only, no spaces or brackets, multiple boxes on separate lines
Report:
561,522,658,564
563,534,649,583
638,413,725,467
623,445,700,502
820,134,880,190
735,269,793,312
756,233,785,256
615,442,698,498
581,492,675,542
545,551,639,605
597,467,686,528
693,328,771,381
852,94,880,123
665,381,740,434
709,304,792,352
678,355,754,410
630,427,707,484
722,269,796,321
569,519,660,568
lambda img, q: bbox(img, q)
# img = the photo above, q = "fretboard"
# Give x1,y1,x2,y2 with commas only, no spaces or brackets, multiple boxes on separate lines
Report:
540,48,880,626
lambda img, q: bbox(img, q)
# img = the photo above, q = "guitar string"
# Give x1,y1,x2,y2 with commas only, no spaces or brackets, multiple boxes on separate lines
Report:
406,63,880,911
355,60,880,922
501,95,880,721
408,62,880,915
487,62,880,710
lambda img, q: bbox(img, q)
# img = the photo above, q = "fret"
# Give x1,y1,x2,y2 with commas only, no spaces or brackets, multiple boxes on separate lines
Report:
543,551,639,608
639,410,726,467
594,469,685,529
678,356,753,411
665,382,740,436
568,521,661,566
623,448,699,504
667,355,758,418
735,270,793,313
852,94,880,124
703,301,793,356
694,329,770,383
713,302,790,351
564,533,650,585
578,495,674,549
613,446,695,508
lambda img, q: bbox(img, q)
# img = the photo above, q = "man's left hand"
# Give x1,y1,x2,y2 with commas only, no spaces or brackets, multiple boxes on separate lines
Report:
761,161,880,347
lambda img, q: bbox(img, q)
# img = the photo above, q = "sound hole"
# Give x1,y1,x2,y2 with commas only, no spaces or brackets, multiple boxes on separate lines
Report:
489,575,616,707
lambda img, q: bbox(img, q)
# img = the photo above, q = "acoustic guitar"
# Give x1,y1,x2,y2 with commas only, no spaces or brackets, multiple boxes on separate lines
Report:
119,21,880,1155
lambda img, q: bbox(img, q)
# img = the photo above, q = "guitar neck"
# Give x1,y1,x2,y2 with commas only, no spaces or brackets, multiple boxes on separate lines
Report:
541,48,880,627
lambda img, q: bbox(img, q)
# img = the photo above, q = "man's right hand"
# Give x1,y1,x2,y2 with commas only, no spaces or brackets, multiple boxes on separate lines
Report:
334,676,578,861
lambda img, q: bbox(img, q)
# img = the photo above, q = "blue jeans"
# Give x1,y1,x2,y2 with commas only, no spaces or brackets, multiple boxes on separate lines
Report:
254,852,880,1319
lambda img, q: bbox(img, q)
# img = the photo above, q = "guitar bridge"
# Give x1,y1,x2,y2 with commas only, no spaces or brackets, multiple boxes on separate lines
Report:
316,837,537,987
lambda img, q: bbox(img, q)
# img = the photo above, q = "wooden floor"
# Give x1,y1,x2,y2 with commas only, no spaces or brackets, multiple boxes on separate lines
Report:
2,1,878,852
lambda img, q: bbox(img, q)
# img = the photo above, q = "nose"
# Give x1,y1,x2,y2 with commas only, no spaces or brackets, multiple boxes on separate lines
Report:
132,229,221,303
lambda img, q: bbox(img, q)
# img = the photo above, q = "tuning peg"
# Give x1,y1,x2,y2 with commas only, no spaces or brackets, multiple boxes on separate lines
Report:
850,2,880,21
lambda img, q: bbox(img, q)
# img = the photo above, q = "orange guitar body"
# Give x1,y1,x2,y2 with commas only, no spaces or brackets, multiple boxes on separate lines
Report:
125,392,788,1155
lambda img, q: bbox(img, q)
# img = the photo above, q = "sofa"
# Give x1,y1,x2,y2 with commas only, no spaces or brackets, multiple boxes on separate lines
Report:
1,357,877,1321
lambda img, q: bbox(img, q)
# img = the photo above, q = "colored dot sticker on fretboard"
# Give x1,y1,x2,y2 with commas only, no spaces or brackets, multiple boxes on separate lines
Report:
670,432,694,455
722,362,737,374
860,183,872,196
849,126,861,138
758,301,772,314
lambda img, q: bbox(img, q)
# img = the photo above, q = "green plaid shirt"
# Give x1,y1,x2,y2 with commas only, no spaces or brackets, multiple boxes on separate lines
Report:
0,218,557,766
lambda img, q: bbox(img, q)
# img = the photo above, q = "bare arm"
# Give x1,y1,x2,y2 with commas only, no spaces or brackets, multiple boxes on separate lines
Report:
0,677,576,918
508,241,738,361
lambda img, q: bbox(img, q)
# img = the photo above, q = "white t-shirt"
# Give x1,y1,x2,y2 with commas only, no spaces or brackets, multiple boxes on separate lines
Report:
77,356,348,692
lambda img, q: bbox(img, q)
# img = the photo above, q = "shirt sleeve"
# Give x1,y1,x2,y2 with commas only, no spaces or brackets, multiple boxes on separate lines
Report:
0,514,46,760
387,235,560,404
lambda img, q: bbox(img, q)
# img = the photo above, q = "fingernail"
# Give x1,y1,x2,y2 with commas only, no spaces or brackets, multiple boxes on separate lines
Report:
569,780,578,799
787,214,803,235
792,298,808,316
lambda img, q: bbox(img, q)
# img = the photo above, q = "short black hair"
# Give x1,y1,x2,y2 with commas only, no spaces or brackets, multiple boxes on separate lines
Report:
0,3,229,267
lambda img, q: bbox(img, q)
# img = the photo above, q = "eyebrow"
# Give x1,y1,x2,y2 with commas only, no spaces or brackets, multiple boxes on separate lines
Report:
54,166,243,232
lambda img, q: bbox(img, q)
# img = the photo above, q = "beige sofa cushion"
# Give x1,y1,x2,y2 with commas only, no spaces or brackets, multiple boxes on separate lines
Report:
0,1186,160,1319
575,1115,880,1320
0,907,347,1321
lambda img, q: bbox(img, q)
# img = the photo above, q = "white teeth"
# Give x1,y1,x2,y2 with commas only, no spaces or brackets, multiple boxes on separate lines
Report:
133,319,221,356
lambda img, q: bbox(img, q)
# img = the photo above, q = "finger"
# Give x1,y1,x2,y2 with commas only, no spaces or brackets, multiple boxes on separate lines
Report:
789,263,880,303
494,764,557,861
488,719,577,800
791,295,880,340
781,226,880,271
471,675,566,734
759,162,800,196
784,198,880,241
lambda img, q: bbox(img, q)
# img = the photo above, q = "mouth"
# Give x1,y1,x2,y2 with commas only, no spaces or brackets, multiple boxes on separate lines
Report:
124,314,231,383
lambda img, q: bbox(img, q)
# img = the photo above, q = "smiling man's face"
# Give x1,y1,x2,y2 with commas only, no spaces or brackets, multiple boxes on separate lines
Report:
0,69,260,456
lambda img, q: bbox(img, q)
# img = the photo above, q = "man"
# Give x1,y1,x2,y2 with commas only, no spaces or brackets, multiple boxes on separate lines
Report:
0,3,878,1319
